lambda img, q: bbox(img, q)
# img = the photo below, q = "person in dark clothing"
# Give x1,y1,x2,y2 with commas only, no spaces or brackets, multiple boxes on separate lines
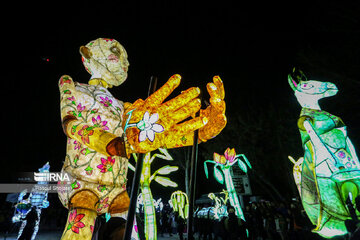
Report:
250,202,263,240
97,217,126,240
161,210,169,236
18,207,38,240
175,212,185,240
203,215,213,240
243,205,253,240
224,206,246,240
213,218,226,240
91,215,106,240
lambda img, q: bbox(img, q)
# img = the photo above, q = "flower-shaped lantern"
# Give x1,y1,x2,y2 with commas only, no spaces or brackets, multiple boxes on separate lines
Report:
204,148,251,220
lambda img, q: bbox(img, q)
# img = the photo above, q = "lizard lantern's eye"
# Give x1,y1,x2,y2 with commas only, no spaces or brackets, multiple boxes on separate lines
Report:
301,83,313,90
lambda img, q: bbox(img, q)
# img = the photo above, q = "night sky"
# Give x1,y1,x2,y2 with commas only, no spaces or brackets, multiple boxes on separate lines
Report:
2,2,360,204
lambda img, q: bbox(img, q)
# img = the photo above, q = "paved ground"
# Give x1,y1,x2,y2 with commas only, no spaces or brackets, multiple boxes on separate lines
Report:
1,231,62,240
0,231,186,240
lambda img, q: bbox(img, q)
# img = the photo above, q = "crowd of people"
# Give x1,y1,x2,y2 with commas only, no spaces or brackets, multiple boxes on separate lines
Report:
149,198,360,240
192,200,322,240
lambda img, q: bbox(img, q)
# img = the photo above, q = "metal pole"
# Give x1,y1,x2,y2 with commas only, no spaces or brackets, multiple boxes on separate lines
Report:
186,111,200,240
123,152,144,240
123,76,157,240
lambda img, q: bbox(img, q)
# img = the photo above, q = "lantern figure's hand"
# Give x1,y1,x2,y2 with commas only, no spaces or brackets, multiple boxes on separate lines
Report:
123,74,209,153
199,76,226,142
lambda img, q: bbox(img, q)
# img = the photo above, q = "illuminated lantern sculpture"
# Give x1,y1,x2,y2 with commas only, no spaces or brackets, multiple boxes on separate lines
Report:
30,162,50,240
133,148,178,240
171,190,189,219
288,156,303,195
58,38,227,240
288,70,360,238
208,190,229,220
204,148,251,220
196,191,229,220
13,190,32,239
13,162,50,240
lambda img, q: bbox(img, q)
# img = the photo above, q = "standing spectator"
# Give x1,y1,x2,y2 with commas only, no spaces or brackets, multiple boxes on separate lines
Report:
158,211,164,237
275,212,288,240
161,209,169,236
213,217,226,240
288,201,307,240
170,212,177,235
224,206,246,240
175,212,185,240
277,202,290,240
203,208,213,240
264,202,277,240
250,202,263,240
244,205,253,240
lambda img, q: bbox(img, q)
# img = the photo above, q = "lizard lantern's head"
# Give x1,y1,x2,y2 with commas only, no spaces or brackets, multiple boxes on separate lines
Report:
80,38,129,88
288,68,338,109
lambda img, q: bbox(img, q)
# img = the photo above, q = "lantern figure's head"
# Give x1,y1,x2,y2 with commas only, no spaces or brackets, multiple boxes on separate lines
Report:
288,69,338,109
288,77,338,97
80,38,129,88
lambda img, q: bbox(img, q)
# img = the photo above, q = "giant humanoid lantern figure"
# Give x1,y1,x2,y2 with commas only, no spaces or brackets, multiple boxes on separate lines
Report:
58,38,226,240
288,71,360,238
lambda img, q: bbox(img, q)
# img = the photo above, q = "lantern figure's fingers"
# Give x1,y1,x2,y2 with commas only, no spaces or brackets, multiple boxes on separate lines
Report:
171,116,208,137
196,76,226,142
207,76,225,100
209,97,226,114
205,76,226,114
199,113,227,142
166,99,201,125
158,87,200,116
213,76,225,99
143,74,182,108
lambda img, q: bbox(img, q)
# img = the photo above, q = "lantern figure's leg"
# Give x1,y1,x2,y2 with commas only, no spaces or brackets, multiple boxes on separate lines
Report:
61,208,97,240
17,220,27,240
31,208,41,240
223,168,245,221
141,186,156,240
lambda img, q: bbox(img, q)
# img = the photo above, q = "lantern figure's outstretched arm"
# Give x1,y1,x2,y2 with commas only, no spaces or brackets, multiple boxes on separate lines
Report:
123,75,226,154
60,74,226,157
302,120,338,169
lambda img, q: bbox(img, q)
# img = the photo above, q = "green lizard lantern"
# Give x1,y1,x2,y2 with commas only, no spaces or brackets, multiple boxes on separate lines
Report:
288,70,360,238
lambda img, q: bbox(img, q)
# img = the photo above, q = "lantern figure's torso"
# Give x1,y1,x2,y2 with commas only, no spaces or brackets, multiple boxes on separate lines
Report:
298,108,360,237
58,76,128,214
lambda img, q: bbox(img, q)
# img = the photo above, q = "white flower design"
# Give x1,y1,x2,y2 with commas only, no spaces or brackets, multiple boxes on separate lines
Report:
136,112,164,142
